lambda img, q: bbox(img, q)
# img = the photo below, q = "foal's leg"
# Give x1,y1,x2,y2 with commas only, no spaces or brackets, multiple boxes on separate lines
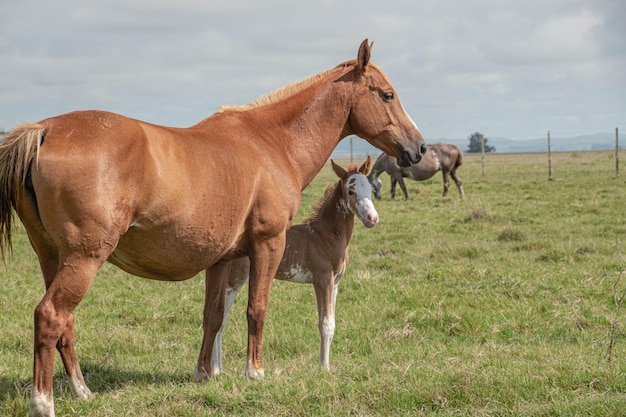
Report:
195,261,232,381
246,235,286,379
211,258,251,374
210,283,243,375
313,273,338,371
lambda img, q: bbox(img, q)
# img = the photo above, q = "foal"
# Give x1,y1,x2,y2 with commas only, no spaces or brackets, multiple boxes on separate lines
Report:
212,157,378,372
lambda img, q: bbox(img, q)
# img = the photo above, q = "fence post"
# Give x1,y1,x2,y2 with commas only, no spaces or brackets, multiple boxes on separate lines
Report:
547,130,552,181
481,135,485,178
349,136,353,164
615,128,619,177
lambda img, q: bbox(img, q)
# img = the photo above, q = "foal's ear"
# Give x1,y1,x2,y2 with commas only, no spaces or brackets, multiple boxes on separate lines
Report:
357,39,373,72
331,159,347,179
359,155,372,175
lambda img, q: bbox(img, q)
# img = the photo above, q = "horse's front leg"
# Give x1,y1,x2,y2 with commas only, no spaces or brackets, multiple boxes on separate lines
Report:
441,170,451,197
390,177,397,200
398,177,410,200
246,235,286,379
195,261,232,381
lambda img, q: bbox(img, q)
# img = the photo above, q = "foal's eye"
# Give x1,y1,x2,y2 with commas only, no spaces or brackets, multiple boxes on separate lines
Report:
348,190,355,195
383,91,394,102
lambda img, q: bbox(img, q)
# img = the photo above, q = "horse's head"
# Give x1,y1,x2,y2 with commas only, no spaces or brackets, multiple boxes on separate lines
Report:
369,175,382,200
346,40,426,167
331,156,379,228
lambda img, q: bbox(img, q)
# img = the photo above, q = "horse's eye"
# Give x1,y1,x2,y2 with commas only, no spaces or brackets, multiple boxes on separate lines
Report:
348,190,355,195
383,92,394,102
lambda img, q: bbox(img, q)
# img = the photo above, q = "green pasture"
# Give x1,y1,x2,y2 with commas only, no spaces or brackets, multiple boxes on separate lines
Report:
1,151,625,416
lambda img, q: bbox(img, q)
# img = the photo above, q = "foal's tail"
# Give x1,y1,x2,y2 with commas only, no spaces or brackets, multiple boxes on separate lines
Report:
0,123,45,259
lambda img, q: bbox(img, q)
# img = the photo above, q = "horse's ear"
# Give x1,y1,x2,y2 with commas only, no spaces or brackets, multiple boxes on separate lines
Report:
331,159,347,179
357,39,373,72
359,155,372,175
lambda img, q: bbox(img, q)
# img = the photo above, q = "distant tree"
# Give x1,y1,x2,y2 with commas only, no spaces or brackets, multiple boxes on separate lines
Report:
467,132,495,153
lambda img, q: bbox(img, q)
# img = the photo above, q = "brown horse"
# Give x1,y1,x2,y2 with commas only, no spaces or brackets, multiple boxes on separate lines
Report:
212,157,377,373
368,143,464,200
0,40,426,417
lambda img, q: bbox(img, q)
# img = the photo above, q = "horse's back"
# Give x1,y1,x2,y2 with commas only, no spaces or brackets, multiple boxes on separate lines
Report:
430,143,463,169
22,111,246,279
25,110,300,280
33,110,162,224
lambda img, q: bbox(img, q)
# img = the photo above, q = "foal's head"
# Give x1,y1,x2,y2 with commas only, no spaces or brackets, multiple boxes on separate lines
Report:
331,156,379,228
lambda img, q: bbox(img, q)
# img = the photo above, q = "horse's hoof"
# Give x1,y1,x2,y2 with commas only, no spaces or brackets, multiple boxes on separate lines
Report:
194,365,211,382
29,390,56,417
245,366,265,380
69,377,93,400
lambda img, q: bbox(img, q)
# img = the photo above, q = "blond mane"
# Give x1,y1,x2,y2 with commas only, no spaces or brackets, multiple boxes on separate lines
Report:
217,60,359,113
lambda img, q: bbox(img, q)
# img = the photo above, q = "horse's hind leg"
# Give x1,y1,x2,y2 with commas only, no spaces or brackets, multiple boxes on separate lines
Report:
30,255,103,417
450,168,464,199
394,176,410,200
57,313,93,399
35,248,93,400
18,202,100,416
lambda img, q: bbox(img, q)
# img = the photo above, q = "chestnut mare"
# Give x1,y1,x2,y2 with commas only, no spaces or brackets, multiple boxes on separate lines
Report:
368,143,464,200
0,40,426,417
212,157,378,373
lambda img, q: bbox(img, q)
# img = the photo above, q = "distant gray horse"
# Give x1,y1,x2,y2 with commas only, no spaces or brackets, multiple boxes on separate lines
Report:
368,143,464,200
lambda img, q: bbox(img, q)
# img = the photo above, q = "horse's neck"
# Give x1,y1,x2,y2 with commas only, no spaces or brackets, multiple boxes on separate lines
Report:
257,73,354,188
287,108,351,188
201,68,354,189
369,154,389,180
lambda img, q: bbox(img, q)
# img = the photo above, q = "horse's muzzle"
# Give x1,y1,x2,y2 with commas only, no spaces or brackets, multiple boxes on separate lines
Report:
398,143,427,167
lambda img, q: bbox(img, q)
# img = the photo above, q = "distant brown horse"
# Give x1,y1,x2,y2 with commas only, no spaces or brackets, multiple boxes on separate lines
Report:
0,40,426,417
212,157,377,373
368,143,464,200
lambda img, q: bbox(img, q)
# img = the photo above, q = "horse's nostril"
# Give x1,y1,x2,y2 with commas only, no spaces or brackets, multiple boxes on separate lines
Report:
420,143,427,156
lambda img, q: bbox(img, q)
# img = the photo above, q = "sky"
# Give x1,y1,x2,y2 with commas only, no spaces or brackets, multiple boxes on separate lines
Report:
1,0,624,141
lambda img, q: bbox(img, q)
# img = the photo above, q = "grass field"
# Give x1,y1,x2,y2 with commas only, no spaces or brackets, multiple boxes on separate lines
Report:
1,150,625,416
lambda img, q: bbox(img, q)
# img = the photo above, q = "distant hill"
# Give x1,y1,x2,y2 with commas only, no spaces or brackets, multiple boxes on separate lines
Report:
332,132,621,158
1,131,619,156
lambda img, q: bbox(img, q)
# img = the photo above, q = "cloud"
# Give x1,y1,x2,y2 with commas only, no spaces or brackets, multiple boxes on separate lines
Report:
0,0,624,138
